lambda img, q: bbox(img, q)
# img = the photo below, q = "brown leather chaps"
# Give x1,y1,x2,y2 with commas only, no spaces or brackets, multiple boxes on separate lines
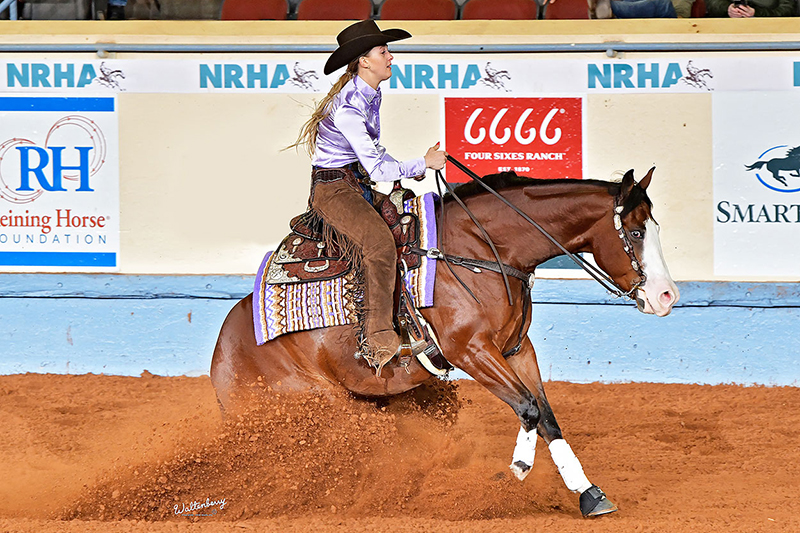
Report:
309,167,399,354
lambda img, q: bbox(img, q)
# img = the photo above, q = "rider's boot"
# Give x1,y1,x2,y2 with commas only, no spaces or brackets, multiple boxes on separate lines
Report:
367,329,427,374
362,257,427,374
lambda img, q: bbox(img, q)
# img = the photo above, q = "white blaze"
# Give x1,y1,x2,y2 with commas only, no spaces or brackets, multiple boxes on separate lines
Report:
637,219,680,317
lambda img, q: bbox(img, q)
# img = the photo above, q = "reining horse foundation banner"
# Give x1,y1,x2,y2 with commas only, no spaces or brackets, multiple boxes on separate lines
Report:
0,96,119,272
253,193,438,344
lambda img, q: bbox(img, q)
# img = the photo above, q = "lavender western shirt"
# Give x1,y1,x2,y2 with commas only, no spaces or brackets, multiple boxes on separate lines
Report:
312,75,426,183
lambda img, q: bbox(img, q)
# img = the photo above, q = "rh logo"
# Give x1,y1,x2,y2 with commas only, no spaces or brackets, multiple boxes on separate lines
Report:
0,115,107,204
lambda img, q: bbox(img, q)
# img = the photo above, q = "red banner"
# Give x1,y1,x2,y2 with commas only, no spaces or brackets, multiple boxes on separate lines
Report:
444,97,583,182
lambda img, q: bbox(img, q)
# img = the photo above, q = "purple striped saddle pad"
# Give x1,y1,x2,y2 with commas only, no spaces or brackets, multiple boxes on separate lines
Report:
253,192,439,345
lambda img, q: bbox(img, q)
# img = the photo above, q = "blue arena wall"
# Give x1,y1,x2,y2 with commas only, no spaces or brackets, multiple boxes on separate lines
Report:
1,274,797,386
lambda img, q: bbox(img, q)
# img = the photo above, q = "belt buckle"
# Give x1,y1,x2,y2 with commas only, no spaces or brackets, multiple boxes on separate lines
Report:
356,163,376,186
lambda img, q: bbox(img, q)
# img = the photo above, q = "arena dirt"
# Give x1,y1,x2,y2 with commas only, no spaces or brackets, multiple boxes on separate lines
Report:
0,372,798,532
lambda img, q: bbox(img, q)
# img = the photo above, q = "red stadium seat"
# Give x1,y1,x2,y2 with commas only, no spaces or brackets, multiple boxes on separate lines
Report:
220,0,288,20
543,0,589,19
379,0,457,19
461,0,538,19
296,0,373,20
691,0,706,16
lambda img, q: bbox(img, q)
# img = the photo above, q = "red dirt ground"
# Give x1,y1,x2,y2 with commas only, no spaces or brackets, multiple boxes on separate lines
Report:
0,373,798,532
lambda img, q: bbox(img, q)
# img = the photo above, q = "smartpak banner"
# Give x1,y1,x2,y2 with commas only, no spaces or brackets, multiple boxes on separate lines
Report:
713,92,800,277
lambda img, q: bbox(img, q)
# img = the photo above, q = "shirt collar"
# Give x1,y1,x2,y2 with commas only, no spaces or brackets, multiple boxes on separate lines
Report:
354,75,381,106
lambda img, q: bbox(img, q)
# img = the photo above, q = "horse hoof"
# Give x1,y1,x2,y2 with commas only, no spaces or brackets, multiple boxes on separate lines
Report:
509,460,531,481
579,485,618,518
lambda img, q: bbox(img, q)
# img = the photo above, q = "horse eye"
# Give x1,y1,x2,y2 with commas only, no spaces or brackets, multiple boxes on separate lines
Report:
630,229,644,240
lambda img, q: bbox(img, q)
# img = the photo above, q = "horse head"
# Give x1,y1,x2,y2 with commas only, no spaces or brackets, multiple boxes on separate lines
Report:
590,167,680,317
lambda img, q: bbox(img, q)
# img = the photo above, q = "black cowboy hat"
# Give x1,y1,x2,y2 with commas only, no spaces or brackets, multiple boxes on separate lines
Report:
324,20,411,76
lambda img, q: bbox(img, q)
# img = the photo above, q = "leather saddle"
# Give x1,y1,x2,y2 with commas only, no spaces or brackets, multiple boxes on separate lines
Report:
266,183,421,285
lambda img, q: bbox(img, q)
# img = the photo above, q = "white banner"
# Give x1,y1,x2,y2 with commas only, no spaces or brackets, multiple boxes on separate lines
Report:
0,96,119,272
1,56,799,94
713,92,800,277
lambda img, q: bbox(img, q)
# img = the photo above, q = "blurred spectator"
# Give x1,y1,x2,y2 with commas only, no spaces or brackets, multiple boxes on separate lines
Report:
107,0,126,19
705,0,796,17
590,0,677,17
672,0,694,16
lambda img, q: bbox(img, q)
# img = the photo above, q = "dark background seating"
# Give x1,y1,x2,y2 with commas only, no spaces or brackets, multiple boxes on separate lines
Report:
377,0,457,20
7,0,711,21
220,0,287,19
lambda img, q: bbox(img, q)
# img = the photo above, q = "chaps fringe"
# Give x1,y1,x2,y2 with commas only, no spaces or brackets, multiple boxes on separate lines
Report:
307,207,369,357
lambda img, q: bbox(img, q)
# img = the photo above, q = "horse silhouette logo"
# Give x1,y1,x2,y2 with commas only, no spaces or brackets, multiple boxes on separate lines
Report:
745,145,800,192
93,62,126,91
479,62,511,92
680,60,713,91
289,62,319,91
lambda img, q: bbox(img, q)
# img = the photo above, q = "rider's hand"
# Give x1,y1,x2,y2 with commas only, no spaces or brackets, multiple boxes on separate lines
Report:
728,3,754,16
424,142,447,171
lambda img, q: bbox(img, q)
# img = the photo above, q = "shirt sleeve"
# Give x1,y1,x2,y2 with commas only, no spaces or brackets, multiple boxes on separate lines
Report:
333,103,426,183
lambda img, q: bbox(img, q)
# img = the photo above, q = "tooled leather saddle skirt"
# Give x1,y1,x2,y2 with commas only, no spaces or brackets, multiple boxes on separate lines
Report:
263,186,422,285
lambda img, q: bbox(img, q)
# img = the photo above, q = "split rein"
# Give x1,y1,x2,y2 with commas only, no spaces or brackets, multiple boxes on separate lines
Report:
416,155,646,307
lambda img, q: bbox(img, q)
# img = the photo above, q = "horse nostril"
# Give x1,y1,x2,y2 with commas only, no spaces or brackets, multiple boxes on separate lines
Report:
660,291,673,305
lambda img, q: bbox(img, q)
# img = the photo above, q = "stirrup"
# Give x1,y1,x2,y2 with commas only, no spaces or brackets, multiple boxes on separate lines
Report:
374,337,427,377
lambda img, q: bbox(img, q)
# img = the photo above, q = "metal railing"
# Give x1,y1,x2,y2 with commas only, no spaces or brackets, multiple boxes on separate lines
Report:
0,41,799,57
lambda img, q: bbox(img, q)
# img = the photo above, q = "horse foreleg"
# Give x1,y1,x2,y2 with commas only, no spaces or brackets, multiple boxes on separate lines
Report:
507,339,618,517
452,331,543,445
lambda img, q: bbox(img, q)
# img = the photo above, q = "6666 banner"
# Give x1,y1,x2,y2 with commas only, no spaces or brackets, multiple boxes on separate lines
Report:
444,97,583,182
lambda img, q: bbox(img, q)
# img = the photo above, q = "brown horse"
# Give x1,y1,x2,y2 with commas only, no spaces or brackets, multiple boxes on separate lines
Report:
210,168,679,517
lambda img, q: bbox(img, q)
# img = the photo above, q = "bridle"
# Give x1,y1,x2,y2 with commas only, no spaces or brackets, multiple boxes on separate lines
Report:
422,155,647,305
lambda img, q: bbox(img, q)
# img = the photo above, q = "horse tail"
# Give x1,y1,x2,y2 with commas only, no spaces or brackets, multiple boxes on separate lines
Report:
745,161,766,171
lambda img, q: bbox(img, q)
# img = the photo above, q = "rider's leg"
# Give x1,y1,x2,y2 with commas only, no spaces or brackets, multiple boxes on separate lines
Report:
311,179,401,364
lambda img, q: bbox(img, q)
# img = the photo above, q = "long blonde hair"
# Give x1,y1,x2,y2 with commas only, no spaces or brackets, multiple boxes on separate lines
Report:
290,57,361,158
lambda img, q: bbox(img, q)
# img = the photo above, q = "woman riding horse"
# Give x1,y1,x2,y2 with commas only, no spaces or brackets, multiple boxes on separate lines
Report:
291,20,447,372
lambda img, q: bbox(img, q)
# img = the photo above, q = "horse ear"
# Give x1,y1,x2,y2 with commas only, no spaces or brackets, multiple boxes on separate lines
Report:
620,169,635,197
638,166,655,190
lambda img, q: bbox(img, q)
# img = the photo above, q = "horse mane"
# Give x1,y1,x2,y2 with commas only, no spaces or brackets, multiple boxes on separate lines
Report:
443,171,617,203
787,146,800,158
443,171,651,216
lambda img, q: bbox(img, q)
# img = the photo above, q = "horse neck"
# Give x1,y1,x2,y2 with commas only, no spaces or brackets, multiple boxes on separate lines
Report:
440,182,613,270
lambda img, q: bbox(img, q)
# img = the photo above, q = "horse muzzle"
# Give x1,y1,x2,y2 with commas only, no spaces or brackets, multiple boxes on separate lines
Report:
635,284,679,317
